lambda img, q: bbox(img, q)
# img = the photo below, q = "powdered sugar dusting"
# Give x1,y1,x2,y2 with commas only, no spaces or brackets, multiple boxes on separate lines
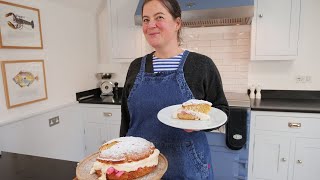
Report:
182,99,212,106
98,137,154,161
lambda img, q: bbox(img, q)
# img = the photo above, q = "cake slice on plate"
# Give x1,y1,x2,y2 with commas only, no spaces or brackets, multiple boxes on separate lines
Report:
174,99,212,120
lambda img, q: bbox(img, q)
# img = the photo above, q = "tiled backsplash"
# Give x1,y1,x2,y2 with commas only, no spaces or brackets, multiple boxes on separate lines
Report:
112,25,250,93
181,25,251,93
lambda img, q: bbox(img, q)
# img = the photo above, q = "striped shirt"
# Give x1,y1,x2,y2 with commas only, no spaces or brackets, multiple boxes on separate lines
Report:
152,52,184,73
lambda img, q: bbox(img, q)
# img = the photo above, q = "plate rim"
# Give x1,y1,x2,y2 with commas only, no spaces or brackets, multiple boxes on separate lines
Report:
157,104,227,130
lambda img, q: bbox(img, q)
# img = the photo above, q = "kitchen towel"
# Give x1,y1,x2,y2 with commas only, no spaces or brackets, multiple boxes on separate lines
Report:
226,108,247,150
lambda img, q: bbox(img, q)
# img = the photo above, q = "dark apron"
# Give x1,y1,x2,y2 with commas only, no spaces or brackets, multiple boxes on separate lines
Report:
127,50,214,180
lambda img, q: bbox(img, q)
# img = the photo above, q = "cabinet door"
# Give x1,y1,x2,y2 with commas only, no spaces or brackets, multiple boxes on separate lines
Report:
83,106,121,156
293,138,320,180
110,0,142,62
102,108,121,140
107,124,121,140
252,0,300,60
251,133,290,180
84,122,108,156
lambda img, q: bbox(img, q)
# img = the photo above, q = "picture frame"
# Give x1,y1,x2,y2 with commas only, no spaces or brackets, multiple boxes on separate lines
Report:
1,60,47,108
0,1,43,49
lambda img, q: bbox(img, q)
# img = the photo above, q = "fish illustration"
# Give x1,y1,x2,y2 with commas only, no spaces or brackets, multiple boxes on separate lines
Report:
13,71,39,88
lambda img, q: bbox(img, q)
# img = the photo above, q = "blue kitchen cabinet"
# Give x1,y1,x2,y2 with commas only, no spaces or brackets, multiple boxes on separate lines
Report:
206,132,249,180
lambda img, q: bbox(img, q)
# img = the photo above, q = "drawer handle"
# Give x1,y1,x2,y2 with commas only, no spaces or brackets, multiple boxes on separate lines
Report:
281,158,287,162
288,122,301,128
103,112,112,117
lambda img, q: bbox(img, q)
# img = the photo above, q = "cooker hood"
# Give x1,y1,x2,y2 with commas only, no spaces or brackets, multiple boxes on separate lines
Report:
134,0,254,27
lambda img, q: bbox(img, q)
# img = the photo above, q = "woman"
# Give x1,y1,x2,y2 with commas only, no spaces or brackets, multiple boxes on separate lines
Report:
120,0,229,179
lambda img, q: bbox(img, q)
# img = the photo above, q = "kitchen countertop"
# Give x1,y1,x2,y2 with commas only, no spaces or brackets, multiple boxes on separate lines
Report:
76,88,121,105
0,151,77,180
225,92,250,108
250,90,320,113
77,88,250,108
76,89,320,113
79,94,121,105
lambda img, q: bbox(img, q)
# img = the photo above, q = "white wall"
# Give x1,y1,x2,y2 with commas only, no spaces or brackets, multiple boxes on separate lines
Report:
248,0,320,90
0,0,101,122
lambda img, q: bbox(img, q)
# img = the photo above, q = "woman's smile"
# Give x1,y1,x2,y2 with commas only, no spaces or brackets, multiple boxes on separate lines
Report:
148,32,160,37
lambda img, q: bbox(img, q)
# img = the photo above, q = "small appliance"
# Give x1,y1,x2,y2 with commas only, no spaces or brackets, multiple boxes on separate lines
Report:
96,73,115,96
100,80,114,96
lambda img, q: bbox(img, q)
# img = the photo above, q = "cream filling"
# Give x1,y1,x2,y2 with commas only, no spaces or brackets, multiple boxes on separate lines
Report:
174,109,210,120
90,149,160,180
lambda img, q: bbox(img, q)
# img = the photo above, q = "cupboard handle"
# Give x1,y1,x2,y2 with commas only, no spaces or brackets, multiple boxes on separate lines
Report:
288,122,301,128
259,14,263,18
281,158,287,162
297,160,303,164
103,112,112,117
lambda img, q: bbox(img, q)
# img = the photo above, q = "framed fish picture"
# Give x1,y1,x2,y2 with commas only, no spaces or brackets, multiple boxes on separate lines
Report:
0,1,43,49
1,60,47,108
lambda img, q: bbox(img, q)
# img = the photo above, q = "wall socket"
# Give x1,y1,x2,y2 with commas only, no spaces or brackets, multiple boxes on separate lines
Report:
49,116,60,127
295,75,312,83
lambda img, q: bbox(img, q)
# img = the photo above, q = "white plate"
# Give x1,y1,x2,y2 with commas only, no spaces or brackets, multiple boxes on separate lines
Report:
157,104,227,130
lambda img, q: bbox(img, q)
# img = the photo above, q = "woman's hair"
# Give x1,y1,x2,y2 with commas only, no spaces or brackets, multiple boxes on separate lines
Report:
142,0,182,45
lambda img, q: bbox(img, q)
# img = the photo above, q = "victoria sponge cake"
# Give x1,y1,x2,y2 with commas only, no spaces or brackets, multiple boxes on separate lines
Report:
90,136,160,180
175,99,212,120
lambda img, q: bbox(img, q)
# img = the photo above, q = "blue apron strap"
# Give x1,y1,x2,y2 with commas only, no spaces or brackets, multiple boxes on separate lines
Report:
177,50,190,73
133,55,148,84
139,55,148,73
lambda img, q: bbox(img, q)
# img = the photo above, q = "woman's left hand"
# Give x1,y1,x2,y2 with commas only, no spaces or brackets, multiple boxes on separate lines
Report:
184,129,200,133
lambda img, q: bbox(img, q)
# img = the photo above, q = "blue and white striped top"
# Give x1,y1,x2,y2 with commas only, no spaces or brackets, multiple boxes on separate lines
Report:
152,51,184,73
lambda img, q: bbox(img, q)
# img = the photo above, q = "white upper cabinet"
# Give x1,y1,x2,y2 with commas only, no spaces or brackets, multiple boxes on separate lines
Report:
108,0,143,62
251,0,301,60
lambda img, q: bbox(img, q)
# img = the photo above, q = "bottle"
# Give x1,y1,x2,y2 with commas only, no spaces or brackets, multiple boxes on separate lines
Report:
249,85,255,99
256,85,262,99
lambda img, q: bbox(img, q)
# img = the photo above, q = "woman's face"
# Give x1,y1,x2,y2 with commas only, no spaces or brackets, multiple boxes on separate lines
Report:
142,0,181,49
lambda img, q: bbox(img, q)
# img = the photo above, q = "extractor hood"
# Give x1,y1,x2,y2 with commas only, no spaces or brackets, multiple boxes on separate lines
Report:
134,0,254,27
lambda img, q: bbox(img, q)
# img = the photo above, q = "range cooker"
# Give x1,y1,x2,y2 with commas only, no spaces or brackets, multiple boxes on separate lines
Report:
206,92,250,180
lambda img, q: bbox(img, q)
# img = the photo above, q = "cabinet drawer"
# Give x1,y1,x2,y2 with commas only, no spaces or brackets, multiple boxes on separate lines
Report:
255,115,320,137
85,108,121,124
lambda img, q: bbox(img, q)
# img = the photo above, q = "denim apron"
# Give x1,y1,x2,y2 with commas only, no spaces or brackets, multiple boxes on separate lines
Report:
126,50,214,180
